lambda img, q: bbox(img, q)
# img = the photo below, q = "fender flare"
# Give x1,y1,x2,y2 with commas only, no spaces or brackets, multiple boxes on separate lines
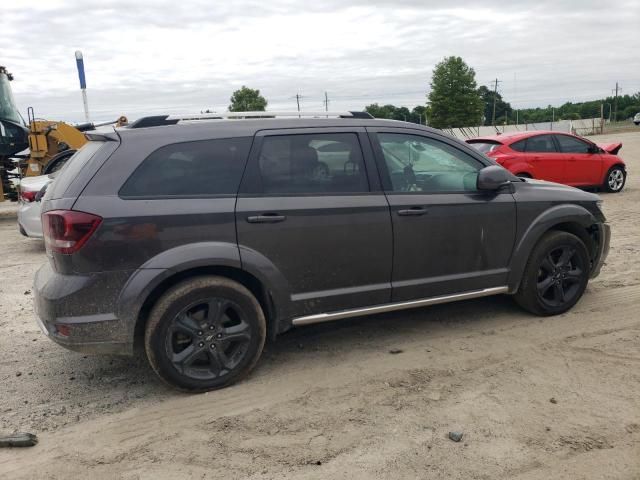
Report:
507,204,598,292
116,242,293,339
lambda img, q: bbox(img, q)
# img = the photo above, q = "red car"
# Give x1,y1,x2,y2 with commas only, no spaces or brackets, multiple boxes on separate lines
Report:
467,131,627,193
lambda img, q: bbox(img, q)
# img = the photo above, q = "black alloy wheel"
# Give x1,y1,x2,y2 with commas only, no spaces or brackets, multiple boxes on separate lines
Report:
535,245,585,308
514,231,590,316
168,298,252,380
145,276,266,391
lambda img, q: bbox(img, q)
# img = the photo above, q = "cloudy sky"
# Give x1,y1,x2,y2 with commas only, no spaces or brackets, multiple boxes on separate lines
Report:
3,0,639,122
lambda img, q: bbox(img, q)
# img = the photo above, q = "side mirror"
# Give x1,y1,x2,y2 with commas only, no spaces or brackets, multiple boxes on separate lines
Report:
477,165,512,191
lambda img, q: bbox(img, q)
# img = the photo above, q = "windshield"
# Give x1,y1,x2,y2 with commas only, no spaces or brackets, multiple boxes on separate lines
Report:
0,70,24,126
468,141,501,154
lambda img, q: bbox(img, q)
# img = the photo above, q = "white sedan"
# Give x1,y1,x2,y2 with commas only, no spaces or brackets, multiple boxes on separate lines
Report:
17,175,51,238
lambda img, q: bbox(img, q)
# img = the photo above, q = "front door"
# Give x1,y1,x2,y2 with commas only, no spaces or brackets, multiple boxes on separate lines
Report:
553,134,602,186
236,127,393,317
369,129,517,302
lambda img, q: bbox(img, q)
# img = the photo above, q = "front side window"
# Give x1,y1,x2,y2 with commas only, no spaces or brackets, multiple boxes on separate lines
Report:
524,135,557,153
377,133,482,193
555,134,591,154
120,137,252,197
258,133,368,194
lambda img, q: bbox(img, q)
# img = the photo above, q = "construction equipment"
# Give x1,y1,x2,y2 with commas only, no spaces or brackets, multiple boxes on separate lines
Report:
0,65,127,200
0,66,28,200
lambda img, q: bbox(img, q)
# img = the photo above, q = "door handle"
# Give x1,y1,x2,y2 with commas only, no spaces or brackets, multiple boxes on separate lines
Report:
246,213,287,224
397,207,427,216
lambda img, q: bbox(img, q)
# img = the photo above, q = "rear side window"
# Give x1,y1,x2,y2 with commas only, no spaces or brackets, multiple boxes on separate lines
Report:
524,135,557,153
120,137,252,197
510,139,526,152
45,141,105,200
554,134,590,153
257,133,369,194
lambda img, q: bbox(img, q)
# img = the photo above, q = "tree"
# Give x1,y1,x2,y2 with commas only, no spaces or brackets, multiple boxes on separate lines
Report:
427,56,483,128
229,86,267,112
478,85,512,125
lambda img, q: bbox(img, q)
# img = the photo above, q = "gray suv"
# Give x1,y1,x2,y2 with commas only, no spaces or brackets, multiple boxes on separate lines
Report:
34,111,610,391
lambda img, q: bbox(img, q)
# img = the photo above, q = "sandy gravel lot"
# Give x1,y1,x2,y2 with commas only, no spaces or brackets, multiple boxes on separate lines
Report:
1,131,639,479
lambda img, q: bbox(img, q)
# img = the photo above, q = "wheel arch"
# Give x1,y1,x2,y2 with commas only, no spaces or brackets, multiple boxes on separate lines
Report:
132,265,278,352
507,205,600,293
116,242,291,353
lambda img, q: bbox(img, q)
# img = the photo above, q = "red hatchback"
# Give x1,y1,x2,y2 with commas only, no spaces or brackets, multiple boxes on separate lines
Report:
467,131,627,193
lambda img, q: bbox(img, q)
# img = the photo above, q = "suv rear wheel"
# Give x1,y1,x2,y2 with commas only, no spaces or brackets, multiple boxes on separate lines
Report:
144,276,266,391
514,231,590,316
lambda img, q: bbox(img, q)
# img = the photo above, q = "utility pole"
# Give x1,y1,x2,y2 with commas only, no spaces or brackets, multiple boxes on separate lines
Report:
613,82,619,122
295,93,302,117
491,78,499,126
323,92,329,112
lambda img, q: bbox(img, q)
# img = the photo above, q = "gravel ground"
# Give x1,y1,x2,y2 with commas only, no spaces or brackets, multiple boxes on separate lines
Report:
1,131,639,479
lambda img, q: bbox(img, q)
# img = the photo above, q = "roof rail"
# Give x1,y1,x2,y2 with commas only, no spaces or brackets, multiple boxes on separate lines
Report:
128,111,374,128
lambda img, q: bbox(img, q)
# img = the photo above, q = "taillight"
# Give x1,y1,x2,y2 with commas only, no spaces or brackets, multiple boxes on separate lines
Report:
42,210,102,254
20,190,37,203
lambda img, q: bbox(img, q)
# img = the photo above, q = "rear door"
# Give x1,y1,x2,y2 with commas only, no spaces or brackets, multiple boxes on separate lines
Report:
368,128,516,301
522,134,565,183
553,134,602,186
236,127,393,317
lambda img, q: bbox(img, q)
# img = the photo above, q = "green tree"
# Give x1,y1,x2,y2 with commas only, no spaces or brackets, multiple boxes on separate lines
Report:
427,56,483,128
228,86,267,112
478,85,512,125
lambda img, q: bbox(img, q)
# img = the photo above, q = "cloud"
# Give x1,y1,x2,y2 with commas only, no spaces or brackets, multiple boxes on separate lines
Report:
2,0,639,122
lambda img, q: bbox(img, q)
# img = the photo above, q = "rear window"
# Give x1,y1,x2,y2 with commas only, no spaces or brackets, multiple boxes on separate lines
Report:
467,141,501,154
120,137,252,198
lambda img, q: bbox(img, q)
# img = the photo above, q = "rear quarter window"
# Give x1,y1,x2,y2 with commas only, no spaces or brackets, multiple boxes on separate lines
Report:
119,137,252,198
509,139,526,152
45,141,106,199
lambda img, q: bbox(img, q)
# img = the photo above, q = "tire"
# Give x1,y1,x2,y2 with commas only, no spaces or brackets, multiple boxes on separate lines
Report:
514,231,590,316
144,276,266,392
602,165,626,193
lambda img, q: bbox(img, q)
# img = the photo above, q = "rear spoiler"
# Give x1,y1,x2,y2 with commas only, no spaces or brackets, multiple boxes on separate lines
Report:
85,130,119,142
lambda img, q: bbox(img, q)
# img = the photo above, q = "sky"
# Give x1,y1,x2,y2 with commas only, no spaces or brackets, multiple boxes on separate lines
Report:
2,0,640,123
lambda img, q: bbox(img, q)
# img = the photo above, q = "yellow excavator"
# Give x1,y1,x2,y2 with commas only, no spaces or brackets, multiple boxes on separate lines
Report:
0,65,127,200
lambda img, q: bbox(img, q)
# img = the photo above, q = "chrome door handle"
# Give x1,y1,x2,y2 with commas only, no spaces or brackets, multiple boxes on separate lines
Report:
247,214,287,223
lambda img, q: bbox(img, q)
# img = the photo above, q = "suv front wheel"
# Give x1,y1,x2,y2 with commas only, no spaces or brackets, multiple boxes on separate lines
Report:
514,231,590,316
144,276,266,391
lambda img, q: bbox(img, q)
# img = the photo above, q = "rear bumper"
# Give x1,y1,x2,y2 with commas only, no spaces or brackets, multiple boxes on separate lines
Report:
33,262,134,355
590,223,610,279
17,202,43,238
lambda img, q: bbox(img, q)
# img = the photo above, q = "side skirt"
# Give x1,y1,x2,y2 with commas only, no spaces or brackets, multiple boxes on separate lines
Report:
291,286,509,326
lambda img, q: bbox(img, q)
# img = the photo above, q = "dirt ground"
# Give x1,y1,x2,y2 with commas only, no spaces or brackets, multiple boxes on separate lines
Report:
1,132,639,479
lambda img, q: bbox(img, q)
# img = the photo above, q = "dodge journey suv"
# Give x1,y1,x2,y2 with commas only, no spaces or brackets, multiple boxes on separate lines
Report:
34,111,610,391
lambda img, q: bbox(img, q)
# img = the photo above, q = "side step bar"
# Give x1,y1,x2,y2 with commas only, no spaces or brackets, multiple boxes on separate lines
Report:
291,286,509,326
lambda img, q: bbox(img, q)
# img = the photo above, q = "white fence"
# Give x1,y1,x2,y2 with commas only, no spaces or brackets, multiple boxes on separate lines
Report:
441,118,604,140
